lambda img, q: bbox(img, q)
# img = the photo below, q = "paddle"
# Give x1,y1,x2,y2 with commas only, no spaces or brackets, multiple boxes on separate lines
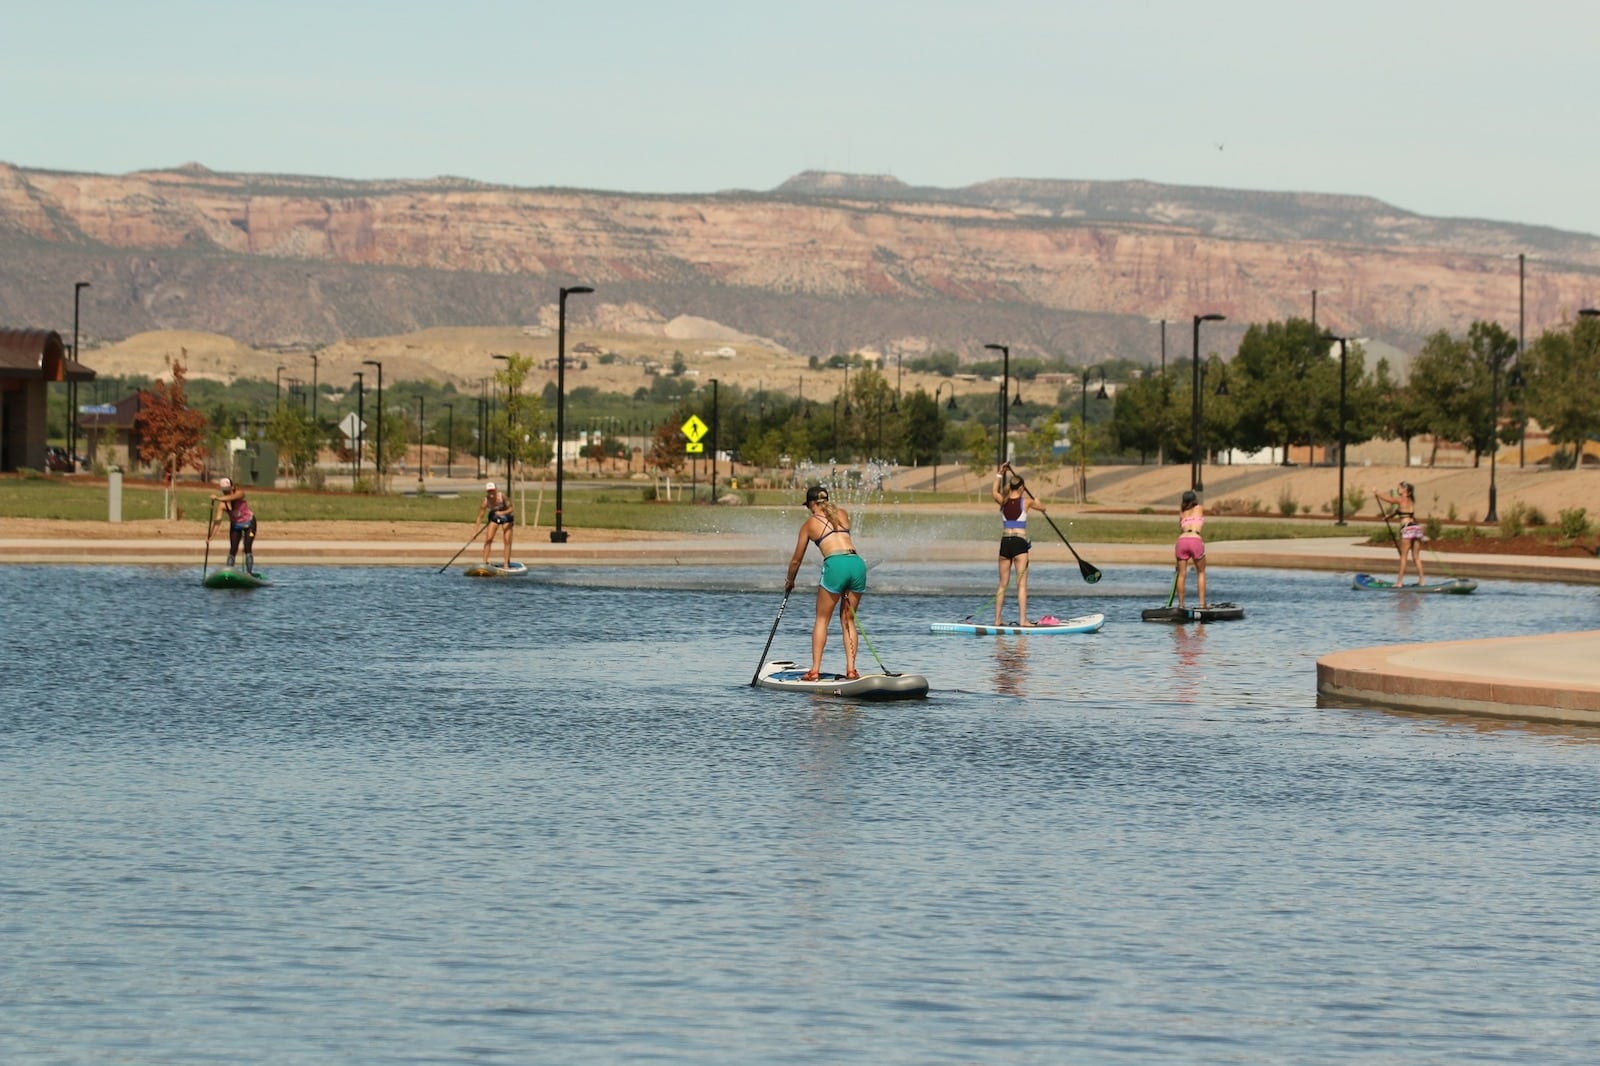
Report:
438,522,490,574
1374,491,1402,558
1010,469,1102,583
750,593,790,686
201,512,216,582
1166,569,1179,609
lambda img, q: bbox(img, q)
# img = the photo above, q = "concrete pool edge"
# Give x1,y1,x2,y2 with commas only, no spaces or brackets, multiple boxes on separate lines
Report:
1318,630,1600,727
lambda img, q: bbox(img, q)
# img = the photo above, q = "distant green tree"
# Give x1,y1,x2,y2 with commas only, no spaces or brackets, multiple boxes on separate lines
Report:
264,403,321,480
1524,315,1600,468
1229,317,1334,461
900,389,944,466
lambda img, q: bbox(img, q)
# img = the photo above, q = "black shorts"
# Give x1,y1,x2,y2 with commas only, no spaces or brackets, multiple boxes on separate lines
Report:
490,512,514,525
999,535,1031,560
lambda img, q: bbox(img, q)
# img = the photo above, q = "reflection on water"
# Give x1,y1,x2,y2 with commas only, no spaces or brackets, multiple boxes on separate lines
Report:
1170,619,1210,698
4,562,1600,1063
991,635,1030,697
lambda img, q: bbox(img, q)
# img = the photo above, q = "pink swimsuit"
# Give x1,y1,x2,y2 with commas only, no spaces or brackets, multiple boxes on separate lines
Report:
1175,509,1204,561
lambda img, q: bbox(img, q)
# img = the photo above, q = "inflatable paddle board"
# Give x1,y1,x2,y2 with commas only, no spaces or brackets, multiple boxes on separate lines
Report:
756,660,929,700
930,612,1105,636
1352,573,1477,594
465,562,529,577
1141,603,1244,623
202,567,269,589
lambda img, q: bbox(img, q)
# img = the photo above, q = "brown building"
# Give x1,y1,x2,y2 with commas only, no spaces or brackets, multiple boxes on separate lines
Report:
0,329,97,473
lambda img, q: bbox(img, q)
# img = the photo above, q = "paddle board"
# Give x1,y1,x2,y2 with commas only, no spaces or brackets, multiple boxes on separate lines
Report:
202,567,269,589
465,562,529,577
1352,573,1478,594
1140,603,1244,623
755,660,929,700
930,612,1105,636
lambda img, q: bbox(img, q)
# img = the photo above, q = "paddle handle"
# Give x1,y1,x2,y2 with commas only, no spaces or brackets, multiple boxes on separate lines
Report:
750,594,789,686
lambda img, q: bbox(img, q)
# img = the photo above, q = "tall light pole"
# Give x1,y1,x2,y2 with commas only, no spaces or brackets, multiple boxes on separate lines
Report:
353,371,365,483
307,352,319,421
363,359,383,484
553,284,594,543
492,353,512,491
1191,314,1226,493
71,281,89,468
1323,334,1350,525
1080,365,1108,427
708,377,719,504
444,402,454,478
984,343,1009,466
1486,348,1504,524
415,395,426,489
276,365,286,410
1157,318,1167,465
932,383,957,491
1517,253,1527,468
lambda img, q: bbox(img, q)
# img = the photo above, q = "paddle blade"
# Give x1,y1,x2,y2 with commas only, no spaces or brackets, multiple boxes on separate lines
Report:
1080,560,1103,584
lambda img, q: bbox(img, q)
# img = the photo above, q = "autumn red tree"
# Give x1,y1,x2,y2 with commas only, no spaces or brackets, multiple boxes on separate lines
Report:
133,353,209,518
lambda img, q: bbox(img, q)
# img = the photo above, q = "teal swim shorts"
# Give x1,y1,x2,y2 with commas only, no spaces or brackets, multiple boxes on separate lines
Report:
820,551,868,594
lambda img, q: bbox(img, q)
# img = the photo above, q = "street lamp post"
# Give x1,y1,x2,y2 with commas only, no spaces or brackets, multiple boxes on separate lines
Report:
708,377,719,504
1323,334,1350,525
984,343,1009,466
1191,314,1226,493
1517,254,1526,467
1485,342,1508,523
353,371,365,482
1157,318,1167,466
444,402,454,478
71,281,89,468
416,395,426,489
932,383,957,491
362,360,383,484
492,353,512,491
1080,365,1108,427
552,284,594,543
276,365,286,410
308,352,319,421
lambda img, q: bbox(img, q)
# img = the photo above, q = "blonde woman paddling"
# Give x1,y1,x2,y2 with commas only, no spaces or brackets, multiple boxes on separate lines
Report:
784,485,868,681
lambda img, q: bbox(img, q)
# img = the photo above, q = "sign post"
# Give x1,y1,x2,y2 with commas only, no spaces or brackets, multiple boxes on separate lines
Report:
681,415,707,502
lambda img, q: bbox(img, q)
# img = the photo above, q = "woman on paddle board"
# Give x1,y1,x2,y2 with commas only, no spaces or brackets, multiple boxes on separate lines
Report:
784,484,867,681
1376,482,1425,586
476,482,515,568
991,463,1047,626
211,476,258,574
1174,489,1207,609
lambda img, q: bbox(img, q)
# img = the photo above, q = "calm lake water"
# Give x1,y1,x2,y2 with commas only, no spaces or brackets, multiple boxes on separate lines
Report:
4,557,1600,1064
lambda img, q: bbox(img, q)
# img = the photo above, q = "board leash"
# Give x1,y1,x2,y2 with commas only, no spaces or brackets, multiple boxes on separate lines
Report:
845,601,893,676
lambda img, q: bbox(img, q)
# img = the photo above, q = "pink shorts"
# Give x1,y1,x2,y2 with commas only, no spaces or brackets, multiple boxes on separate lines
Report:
1175,536,1205,562
1401,523,1425,542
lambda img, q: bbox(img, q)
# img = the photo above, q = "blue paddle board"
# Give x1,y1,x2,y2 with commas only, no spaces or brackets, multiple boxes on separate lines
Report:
1352,573,1477,594
930,612,1105,636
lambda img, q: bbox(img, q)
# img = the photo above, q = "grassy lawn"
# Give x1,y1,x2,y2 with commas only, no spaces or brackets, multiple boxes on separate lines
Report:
1,476,1358,543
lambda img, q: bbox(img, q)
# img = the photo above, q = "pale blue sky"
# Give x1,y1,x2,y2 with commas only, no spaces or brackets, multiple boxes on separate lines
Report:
7,1,1596,234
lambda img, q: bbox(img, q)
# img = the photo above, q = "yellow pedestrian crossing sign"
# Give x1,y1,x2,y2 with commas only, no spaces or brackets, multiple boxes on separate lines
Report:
680,415,708,443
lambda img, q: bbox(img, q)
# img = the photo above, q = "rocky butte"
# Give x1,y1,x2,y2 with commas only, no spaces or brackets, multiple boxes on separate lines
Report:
3,162,1598,361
